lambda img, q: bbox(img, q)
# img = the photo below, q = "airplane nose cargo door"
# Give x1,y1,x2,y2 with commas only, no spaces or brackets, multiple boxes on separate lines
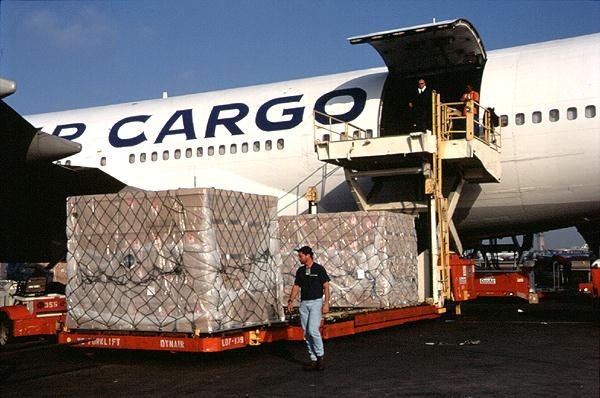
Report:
349,19,487,136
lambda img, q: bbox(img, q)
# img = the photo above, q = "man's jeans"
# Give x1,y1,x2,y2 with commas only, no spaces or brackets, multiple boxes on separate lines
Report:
299,298,324,361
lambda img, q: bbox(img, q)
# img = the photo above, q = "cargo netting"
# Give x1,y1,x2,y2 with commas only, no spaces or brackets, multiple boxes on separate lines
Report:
66,188,284,334
279,212,419,308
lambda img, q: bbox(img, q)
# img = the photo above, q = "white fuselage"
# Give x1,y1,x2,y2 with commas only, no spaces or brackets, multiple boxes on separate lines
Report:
26,33,600,240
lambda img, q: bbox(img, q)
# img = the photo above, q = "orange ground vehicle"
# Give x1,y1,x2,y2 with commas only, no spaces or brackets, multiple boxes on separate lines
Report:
0,276,67,347
578,259,600,306
449,253,539,304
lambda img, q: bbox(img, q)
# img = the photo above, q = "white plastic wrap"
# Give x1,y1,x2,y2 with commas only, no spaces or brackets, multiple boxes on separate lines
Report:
66,188,284,333
279,211,419,308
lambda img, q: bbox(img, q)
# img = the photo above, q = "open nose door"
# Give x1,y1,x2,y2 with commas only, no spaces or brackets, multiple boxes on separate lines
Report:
348,19,486,77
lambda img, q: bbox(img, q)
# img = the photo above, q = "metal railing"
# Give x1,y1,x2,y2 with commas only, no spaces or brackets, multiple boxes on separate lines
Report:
313,99,501,152
437,96,502,151
277,163,341,216
313,110,373,144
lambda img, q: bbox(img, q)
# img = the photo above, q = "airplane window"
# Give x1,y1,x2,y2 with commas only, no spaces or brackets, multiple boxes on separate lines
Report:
253,141,260,152
532,111,542,124
500,115,508,127
174,149,181,159
242,143,248,153
140,153,146,163
515,113,524,125
265,140,272,151
567,107,577,120
219,145,225,155
129,154,135,164
208,146,214,156
163,151,169,160
100,157,107,166
230,144,237,154
277,139,284,150
549,109,559,122
151,152,158,161
585,105,596,118
197,147,203,157
186,148,192,158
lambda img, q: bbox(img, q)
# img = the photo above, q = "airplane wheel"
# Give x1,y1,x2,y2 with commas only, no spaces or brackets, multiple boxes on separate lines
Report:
0,316,13,348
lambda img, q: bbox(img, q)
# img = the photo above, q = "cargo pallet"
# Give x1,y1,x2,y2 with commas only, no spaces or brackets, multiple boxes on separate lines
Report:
59,304,441,353
58,256,542,353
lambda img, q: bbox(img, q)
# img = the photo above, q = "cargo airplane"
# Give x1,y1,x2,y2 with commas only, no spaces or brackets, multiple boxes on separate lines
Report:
1,19,599,261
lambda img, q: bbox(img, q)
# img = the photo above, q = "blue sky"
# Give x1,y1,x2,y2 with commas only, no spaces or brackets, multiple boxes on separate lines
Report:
0,0,598,248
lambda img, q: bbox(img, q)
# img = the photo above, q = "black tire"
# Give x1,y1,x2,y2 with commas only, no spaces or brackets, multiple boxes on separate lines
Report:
0,316,13,348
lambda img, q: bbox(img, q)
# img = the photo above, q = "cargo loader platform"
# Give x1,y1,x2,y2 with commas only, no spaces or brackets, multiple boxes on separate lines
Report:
314,128,501,184
312,91,502,307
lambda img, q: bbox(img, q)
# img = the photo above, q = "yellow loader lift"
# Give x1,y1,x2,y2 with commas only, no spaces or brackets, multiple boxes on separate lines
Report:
313,93,501,307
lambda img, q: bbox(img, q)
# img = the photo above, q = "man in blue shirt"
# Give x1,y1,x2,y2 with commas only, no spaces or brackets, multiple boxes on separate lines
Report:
287,246,330,371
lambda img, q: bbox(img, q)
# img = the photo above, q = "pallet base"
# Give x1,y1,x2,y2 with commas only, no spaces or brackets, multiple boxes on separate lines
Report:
59,305,440,353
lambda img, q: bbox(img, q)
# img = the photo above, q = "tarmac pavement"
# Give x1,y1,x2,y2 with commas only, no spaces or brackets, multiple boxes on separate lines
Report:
0,295,598,397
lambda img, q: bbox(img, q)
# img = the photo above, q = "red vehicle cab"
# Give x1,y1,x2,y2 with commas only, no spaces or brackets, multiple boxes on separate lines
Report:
578,259,600,304
0,276,67,347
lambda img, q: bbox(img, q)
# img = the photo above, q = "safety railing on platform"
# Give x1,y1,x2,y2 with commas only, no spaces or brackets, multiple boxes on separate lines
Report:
313,101,501,152
277,163,341,216
313,110,373,144
437,95,502,151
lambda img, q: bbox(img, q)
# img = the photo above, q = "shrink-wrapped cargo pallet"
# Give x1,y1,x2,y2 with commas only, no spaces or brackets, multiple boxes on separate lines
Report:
66,188,284,333
279,212,419,308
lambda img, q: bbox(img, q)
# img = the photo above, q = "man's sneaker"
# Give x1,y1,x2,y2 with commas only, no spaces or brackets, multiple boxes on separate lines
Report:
303,360,318,371
316,356,325,371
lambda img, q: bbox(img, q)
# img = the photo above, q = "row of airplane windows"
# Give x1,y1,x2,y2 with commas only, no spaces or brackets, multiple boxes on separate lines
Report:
113,138,287,166
57,139,286,167
499,105,596,126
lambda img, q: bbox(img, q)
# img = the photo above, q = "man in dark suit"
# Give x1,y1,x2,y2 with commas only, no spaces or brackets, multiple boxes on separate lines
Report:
408,78,432,132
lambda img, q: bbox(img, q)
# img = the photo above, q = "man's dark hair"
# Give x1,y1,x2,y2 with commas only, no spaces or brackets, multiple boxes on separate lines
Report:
295,246,314,257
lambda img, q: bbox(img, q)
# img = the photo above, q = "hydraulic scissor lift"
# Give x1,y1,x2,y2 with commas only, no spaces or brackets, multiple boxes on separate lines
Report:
313,91,502,308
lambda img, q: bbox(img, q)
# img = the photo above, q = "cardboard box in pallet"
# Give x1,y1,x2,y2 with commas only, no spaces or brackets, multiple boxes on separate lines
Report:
67,188,284,333
279,211,419,308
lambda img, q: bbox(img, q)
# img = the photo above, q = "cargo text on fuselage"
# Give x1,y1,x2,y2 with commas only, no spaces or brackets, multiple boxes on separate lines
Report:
50,88,367,148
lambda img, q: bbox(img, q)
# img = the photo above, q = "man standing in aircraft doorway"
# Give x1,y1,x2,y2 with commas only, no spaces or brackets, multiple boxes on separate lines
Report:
287,246,330,371
461,83,480,136
408,78,432,132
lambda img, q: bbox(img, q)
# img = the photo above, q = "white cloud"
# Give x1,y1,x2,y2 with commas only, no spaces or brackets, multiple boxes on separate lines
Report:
24,5,116,48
